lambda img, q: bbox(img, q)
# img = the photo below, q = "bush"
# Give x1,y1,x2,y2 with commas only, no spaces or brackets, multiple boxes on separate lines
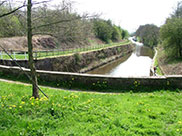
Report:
112,26,122,41
93,19,113,43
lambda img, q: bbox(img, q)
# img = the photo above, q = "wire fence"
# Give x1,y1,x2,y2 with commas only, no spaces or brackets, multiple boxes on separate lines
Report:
0,40,130,60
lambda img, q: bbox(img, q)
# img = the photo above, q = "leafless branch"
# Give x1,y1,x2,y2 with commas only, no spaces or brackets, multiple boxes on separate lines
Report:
0,4,26,18
0,1,5,6
32,15,95,30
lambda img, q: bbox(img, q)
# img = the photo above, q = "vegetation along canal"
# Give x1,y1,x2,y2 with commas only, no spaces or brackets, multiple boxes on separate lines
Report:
88,38,154,77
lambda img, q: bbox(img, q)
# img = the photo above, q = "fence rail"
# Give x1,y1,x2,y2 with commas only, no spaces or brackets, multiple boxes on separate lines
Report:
0,40,130,60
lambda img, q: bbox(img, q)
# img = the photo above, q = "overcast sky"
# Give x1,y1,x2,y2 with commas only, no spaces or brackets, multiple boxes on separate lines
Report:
46,0,179,33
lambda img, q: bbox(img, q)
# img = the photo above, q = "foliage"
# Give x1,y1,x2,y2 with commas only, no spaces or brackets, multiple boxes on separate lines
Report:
93,19,127,43
0,81,182,135
0,5,23,37
0,1,128,47
171,1,182,18
93,19,113,43
160,18,182,58
111,25,122,41
135,24,159,48
121,29,129,39
159,2,182,58
74,53,82,63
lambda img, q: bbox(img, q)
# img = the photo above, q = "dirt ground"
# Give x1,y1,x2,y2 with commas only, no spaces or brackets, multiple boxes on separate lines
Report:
0,35,57,51
0,35,104,51
157,46,182,75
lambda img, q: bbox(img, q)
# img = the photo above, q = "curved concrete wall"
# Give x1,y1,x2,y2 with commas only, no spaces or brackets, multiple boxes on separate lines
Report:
0,65,181,91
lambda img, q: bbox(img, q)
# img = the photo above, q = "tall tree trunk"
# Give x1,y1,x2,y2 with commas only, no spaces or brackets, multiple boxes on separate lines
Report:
27,0,39,98
179,46,182,57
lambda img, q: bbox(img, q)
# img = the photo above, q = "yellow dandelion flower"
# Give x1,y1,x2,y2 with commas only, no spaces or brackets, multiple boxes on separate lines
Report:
31,103,34,106
58,104,61,107
178,121,182,124
43,97,48,101
19,106,22,108
21,101,25,104
12,105,16,108
30,97,34,100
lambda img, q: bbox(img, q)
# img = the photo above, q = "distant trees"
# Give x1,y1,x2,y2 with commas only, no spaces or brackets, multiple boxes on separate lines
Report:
135,24,159,48
93,19,128,43
0,2,128,45
0,2,25,37
93,19,113,43
160,1,182,58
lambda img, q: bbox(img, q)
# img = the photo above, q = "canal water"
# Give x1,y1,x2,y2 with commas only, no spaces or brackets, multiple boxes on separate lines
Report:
87,38,154,77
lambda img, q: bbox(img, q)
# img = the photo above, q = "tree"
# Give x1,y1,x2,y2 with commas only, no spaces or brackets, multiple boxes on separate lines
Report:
93,19,113,43
135,24,159,48
0,0,43,98
121,29,129,39
160,1,182,58
171,1,182,18
0,1,25,37
160,18,182,58
111,25,121,41
27,0,39,98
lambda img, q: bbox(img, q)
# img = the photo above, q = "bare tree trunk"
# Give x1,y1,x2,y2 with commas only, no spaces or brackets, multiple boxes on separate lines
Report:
27,0,39,98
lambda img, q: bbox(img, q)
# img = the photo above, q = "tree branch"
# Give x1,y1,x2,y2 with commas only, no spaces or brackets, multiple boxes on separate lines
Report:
0,1,5,6
32,15,95,30
0,4,26,18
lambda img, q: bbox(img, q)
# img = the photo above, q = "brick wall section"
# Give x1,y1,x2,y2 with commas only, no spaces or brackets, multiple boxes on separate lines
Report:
0,44,134,73
0,65,182,90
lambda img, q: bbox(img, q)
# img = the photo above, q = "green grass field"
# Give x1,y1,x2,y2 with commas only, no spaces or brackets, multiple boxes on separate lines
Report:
0,81,182,135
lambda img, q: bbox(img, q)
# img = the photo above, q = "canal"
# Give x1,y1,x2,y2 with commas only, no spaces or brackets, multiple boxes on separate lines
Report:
87,38,154,77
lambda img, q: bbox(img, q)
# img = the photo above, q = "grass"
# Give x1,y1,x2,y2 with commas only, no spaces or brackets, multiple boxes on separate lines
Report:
0,81,182,135
0,40,130,60
154,57,163,75
153,47,164,76
0,53,28,60
35,40,130,59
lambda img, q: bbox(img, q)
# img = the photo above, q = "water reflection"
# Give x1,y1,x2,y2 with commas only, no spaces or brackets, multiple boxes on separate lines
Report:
87,53,132,75
88,39,154,77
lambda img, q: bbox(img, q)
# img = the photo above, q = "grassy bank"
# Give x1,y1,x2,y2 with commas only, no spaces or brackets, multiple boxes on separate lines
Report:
0,40,130,60
0,81,182,135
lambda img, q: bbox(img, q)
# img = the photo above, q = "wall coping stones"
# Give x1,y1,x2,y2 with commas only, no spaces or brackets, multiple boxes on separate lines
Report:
0,65,181,91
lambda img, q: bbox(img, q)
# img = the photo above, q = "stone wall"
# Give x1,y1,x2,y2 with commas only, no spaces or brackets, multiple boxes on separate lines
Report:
0,44,134,73
0,65,181,91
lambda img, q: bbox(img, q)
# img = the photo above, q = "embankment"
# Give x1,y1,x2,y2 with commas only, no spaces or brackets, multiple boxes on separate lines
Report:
0,44,134,73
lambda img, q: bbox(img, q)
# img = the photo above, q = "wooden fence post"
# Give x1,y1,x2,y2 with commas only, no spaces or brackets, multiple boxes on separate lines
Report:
13,52,16,60
25,52,27,59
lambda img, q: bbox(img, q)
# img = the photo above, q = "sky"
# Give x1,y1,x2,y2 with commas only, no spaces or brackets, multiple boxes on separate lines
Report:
51,0,179,33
